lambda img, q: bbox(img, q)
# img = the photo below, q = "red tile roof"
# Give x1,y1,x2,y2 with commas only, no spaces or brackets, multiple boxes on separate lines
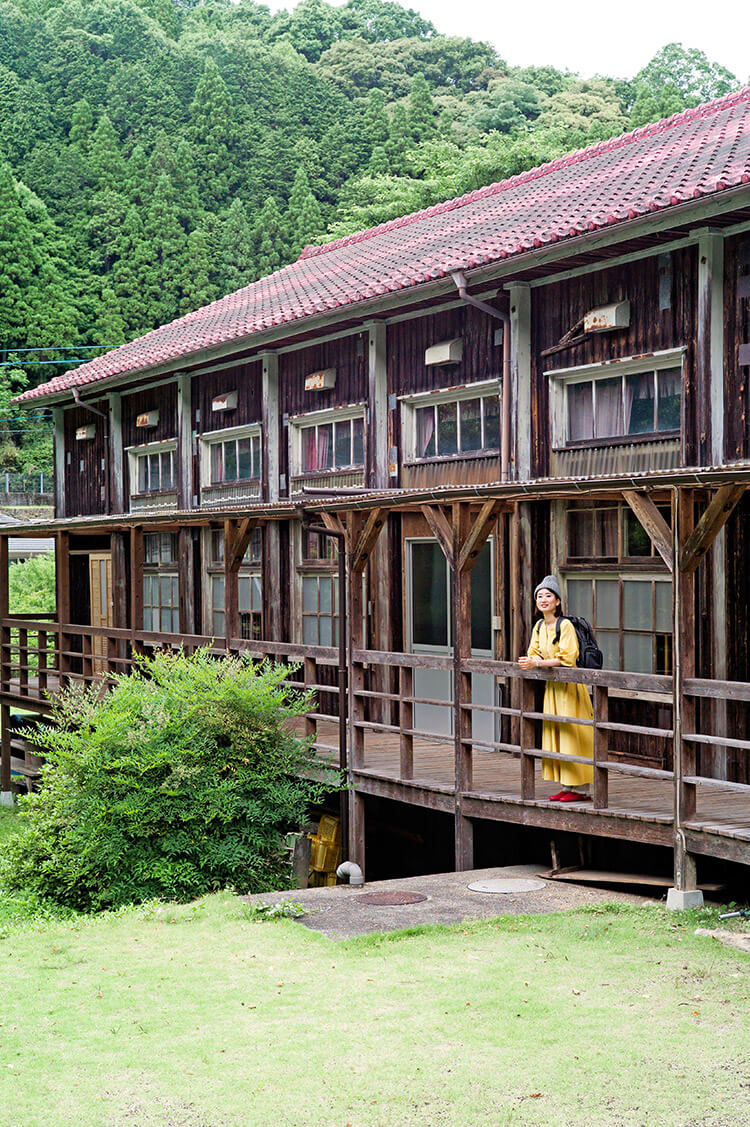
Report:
18,87,750,403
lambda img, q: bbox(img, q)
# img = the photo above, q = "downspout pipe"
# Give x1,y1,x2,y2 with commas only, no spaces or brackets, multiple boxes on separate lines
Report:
72,387,111,513
452,272,512,482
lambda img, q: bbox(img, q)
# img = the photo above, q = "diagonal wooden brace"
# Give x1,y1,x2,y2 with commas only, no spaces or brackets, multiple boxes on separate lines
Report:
227,516,258,573
458,499,504,573
680,484,746,573
622,490,673,572
420,504,454,566
351,507,386,574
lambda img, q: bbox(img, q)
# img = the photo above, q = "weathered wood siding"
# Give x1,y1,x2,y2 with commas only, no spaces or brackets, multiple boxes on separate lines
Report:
121,383,178,500
280,335,367,417
63,403,108,516
122,383,178,448
531,248,697,477
196,361,263,434
724,232,750,461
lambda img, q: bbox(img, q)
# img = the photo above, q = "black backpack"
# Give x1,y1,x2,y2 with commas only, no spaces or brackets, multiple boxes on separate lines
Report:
536,615,603,669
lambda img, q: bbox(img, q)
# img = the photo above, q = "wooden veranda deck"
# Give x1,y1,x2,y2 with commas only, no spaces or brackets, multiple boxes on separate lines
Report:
311,720,750,863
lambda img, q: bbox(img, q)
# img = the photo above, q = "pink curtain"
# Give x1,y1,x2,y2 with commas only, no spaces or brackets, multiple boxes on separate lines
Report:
317,425,331,470
417,407,435,457
304,428,317,472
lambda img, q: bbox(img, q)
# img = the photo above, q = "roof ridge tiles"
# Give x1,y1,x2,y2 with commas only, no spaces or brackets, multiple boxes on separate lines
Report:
297,86,750,263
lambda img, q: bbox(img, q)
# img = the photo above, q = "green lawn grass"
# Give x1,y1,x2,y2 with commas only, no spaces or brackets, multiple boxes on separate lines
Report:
0,808,748,1127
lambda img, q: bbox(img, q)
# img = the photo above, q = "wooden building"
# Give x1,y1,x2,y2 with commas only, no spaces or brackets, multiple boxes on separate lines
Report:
4,90,750,903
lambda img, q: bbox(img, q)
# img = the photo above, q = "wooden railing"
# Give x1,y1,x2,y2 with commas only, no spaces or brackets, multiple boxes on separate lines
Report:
2,621,747,845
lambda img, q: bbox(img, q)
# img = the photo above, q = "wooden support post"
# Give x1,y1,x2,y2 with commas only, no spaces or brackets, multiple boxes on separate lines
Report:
176,373,193,511
261,352,282,641
178,527,196,637
507,282,531,480
130,526,144,656
348,518,366,774
348,787,366,873
694,228,725,467
452,503,473,871
109,392,124,514
53,407,65,519
224,520,239,651
56,532,71,684
303,656,317,744
399,665,414,780
593,684,609,810
0,702,11,803
520,676,536,799
622,491,674,571
672,487,698,892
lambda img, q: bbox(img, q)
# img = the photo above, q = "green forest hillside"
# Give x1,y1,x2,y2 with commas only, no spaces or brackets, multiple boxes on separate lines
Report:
0,0,743,476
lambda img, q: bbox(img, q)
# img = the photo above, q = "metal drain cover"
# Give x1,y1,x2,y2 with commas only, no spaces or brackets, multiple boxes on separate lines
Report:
355,891,428,906
468,878,547,895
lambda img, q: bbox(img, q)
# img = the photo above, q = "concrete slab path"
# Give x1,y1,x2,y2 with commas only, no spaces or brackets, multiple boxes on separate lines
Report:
241,865,649,940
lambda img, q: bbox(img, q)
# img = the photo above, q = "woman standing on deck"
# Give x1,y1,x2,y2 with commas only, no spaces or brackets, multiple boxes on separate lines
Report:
518,575,593,803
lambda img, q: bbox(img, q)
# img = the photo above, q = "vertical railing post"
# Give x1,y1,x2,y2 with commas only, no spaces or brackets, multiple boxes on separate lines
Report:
346,513,366,870
81,631,93,683
18,628,28,696
303,656,318,747
224,519,239,653
520,675,536,799
593,683,609,810
399,664,414,780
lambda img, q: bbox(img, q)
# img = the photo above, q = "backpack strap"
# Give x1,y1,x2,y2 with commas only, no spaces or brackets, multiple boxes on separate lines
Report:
553,616,566,646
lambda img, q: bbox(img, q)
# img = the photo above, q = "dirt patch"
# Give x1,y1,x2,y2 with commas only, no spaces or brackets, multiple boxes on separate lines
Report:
694,927,750,955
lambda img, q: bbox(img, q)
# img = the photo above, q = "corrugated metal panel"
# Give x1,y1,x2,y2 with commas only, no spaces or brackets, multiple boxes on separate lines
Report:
290,470,365,494
550,439,681,478
201,482,262,509
402,456,503,490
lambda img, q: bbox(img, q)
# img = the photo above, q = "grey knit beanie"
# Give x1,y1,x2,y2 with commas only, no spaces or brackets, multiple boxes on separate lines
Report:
534,575,561,600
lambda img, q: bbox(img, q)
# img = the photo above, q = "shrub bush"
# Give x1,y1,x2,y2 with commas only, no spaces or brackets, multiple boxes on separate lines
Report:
1,649,339,911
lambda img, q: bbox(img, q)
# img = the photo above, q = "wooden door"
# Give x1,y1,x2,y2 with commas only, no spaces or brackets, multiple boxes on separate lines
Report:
88,552,113,675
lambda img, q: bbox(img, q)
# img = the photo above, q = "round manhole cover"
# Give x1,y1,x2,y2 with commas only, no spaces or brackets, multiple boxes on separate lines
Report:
355,891,428,906
467,878,547,895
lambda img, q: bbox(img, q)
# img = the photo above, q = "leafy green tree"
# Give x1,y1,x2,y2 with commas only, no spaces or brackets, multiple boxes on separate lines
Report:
339,0,436,43
408,73,436,141
68,98,94,150
188,57,239,210
253,196,288,277
632,43,739,110
385,100,411,171
93,285,127,347
9,553,56,616
269,0,342,63
1,649,338,911
629,85,661,128
286,166,325,257
363,88,389,147
89,113,126,191
660,82,685,117
143,171,188,325
181,225,216,312
216,198,255,294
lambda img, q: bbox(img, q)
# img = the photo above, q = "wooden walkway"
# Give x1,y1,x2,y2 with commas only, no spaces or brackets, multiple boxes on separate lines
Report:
312,721,750,862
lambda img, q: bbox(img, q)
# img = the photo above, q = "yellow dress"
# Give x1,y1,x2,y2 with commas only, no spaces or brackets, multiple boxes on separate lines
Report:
527,618,594,787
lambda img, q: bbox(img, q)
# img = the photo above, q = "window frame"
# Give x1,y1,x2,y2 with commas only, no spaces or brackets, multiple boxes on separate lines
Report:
545,348,685,450
289,403,367,479
142,531,180,634
199,423,262,490
127,439,178,499
400,379,501,464
205,526,264,642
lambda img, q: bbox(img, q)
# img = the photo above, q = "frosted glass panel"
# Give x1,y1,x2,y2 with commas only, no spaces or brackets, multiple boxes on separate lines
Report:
655,581,672,633
596,580,619,628
319,617,332,646
319,579,332,614
238,576,250,613
251,576,262,610
624,632,652,672
598,630,620,670
302,576,318,613
567,579,593,622
212,575,224,611
623,582,652,630
302,617,317,645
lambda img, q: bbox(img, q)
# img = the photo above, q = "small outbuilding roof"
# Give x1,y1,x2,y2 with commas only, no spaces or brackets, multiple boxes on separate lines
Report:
17,87,750,404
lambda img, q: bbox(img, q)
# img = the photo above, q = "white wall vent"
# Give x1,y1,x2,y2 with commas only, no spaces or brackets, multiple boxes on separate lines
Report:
212,391,237,412
136,410,159,428
425,338,463,366
75,424,95,441
583,301,630,333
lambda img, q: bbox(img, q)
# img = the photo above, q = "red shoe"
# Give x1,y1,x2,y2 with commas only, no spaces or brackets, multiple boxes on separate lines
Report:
558,791,591,802
548,791,566,802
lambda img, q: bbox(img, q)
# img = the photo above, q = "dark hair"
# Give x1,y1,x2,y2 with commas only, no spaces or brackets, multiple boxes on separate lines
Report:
534,590,563,619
